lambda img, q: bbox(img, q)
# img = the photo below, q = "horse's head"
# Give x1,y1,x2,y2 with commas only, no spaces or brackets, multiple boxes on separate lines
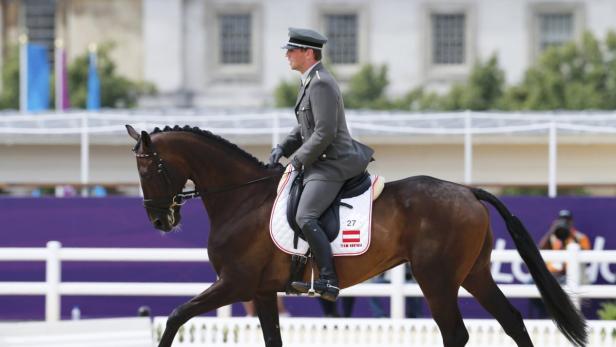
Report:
126,125,189,232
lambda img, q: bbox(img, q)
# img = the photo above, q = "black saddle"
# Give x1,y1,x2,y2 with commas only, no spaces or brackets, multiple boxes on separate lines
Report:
286,171,372,249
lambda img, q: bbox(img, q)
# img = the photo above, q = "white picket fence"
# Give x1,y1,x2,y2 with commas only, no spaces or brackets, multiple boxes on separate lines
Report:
152,317,616,347
1,241,616,322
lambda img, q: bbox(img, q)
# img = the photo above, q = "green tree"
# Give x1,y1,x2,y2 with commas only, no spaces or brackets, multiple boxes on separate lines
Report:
388,55,505,112
273,79,297,107
502,31,614,110
0,45,20,109
343,64,391,109
68,42,155,108
460,55,505,110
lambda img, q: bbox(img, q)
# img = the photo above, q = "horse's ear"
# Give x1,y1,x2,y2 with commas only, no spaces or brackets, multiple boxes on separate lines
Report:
125,124,140,141
140,131,152,147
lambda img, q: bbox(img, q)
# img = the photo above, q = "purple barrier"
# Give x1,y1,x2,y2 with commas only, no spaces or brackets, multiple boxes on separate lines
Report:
0,196,614,320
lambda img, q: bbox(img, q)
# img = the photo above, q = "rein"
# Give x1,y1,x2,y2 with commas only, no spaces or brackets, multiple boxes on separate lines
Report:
133,145,278,211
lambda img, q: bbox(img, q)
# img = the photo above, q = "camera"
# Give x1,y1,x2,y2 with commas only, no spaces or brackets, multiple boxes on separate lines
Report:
553,219,571,241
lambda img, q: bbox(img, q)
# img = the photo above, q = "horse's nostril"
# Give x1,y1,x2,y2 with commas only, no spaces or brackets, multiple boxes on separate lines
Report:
153,219,163,228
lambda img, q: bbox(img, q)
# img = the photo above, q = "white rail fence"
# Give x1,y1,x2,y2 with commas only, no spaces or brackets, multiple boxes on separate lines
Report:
0,317,154,347
152,317,616,347
5,111,616,196
1,241,615,322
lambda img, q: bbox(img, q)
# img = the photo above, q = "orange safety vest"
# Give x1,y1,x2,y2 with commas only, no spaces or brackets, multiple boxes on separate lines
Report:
546,228,590,274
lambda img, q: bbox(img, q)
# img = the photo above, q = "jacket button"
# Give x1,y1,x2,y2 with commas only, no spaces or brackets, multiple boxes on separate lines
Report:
322,154,326,158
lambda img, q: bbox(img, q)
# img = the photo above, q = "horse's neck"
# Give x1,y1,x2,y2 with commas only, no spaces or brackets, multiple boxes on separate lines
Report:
200,174,278,231
185,141,278,230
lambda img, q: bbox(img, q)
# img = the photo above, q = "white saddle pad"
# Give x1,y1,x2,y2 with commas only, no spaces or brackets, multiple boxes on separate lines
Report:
269,169,378,256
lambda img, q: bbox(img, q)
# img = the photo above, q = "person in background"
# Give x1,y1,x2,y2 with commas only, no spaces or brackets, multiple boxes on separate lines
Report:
539,209,591,281
530,209,591,318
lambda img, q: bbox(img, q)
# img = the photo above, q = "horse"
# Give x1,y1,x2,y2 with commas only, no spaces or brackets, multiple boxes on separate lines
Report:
125,124,587,347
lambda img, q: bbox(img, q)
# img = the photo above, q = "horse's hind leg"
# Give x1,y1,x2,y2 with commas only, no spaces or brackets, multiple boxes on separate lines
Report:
158,279,246,347
254,292,283,347
414,272,469,347
462,266,534,347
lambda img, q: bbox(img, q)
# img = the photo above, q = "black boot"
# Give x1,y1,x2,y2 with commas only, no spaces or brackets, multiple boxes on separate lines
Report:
291,220,340,302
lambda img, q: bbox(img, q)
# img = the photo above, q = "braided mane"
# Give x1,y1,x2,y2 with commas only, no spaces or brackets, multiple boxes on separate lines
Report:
151,125,268,169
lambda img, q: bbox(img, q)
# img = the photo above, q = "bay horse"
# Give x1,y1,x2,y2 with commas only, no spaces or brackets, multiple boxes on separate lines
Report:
126,124,586,347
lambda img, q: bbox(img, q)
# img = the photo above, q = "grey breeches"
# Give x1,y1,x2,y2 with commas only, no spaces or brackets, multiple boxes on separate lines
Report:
295,179,345,229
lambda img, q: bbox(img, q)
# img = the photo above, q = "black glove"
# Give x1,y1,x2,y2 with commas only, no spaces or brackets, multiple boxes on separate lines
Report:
268,146,284,166
290,157,302,170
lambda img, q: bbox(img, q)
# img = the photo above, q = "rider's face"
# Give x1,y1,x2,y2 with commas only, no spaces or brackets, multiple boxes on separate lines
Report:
286,48,309,73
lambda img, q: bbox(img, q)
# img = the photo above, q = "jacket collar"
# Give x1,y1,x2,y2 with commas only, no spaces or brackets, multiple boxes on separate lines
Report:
294,62,322,111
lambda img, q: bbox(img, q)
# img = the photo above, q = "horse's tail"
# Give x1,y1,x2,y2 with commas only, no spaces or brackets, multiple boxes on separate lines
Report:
471,187,587,347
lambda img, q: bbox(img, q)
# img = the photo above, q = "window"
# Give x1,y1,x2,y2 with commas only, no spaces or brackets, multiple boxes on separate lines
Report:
538,13,573,52
432,14,465,65
324,14,358,64
219,14,251,65
24,0,56,62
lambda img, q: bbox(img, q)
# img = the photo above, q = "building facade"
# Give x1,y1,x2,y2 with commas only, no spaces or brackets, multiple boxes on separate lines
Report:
2,0,616,108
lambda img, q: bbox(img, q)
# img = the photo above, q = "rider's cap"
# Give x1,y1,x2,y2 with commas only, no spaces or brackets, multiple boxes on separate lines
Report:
281,27,328,50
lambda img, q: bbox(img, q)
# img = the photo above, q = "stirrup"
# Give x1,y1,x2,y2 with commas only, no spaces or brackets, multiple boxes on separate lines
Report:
308,262,316,296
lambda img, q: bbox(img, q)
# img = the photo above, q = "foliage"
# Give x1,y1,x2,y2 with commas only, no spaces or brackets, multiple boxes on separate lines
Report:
501,31,616,110
68,42,155,108
0,41,155,110
273,79,297,107
598,301,616,320
343,64,391,109
0,45,20,109
500,186,588,196
272,31,616,112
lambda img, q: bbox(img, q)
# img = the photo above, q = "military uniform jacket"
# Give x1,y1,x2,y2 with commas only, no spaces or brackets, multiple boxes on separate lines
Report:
279,62,374,182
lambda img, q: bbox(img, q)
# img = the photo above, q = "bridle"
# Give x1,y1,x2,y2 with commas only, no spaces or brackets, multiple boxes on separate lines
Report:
132,143,278,215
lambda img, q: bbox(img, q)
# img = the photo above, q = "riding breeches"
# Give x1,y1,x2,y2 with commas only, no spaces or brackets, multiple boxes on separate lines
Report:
295,179,344,229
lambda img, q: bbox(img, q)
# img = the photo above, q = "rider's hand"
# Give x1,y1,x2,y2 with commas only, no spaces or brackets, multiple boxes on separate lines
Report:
290,157,302,170
268,146,284,166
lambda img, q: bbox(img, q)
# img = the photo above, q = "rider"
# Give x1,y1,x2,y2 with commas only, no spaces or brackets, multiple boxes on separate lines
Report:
269,28,374,301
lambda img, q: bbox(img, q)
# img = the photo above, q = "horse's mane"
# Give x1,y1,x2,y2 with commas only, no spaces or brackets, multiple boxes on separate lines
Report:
151,125,269,169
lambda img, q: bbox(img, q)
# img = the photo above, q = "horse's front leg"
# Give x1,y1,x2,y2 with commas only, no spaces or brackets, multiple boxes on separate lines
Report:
158,278,245,347
254,292,283,347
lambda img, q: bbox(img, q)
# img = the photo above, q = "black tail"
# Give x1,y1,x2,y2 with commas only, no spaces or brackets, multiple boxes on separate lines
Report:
472,188,587,347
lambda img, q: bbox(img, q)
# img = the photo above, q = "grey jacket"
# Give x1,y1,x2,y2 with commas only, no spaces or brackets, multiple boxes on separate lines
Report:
279,62,374,182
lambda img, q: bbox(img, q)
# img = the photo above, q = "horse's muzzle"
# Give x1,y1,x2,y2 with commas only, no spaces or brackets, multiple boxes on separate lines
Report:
148,207,181,232
152,217,172,232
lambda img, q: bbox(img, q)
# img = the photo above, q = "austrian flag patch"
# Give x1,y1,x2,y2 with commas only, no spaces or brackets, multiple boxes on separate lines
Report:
342,230,361,243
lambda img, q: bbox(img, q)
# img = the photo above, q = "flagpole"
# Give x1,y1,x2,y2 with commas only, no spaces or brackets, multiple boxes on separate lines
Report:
55,38,63,113
19,34,28,113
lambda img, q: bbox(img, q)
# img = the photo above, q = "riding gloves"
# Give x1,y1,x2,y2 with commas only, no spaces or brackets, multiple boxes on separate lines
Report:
290,157,302,170
268,146,284,166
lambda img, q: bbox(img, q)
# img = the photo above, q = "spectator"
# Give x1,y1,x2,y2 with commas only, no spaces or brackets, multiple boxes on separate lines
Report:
539,209,591,280
530,209,590,318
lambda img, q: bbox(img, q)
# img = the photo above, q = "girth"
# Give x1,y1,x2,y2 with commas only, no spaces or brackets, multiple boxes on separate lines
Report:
286,171,372,248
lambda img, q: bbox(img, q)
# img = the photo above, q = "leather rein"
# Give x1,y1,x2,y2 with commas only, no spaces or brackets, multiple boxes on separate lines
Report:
133,145,277,213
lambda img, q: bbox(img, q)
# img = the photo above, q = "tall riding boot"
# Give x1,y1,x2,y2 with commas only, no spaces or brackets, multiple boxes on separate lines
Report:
291,220,340,301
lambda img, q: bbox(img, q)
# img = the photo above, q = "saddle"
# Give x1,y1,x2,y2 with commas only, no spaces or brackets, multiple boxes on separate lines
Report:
286,171,372,249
